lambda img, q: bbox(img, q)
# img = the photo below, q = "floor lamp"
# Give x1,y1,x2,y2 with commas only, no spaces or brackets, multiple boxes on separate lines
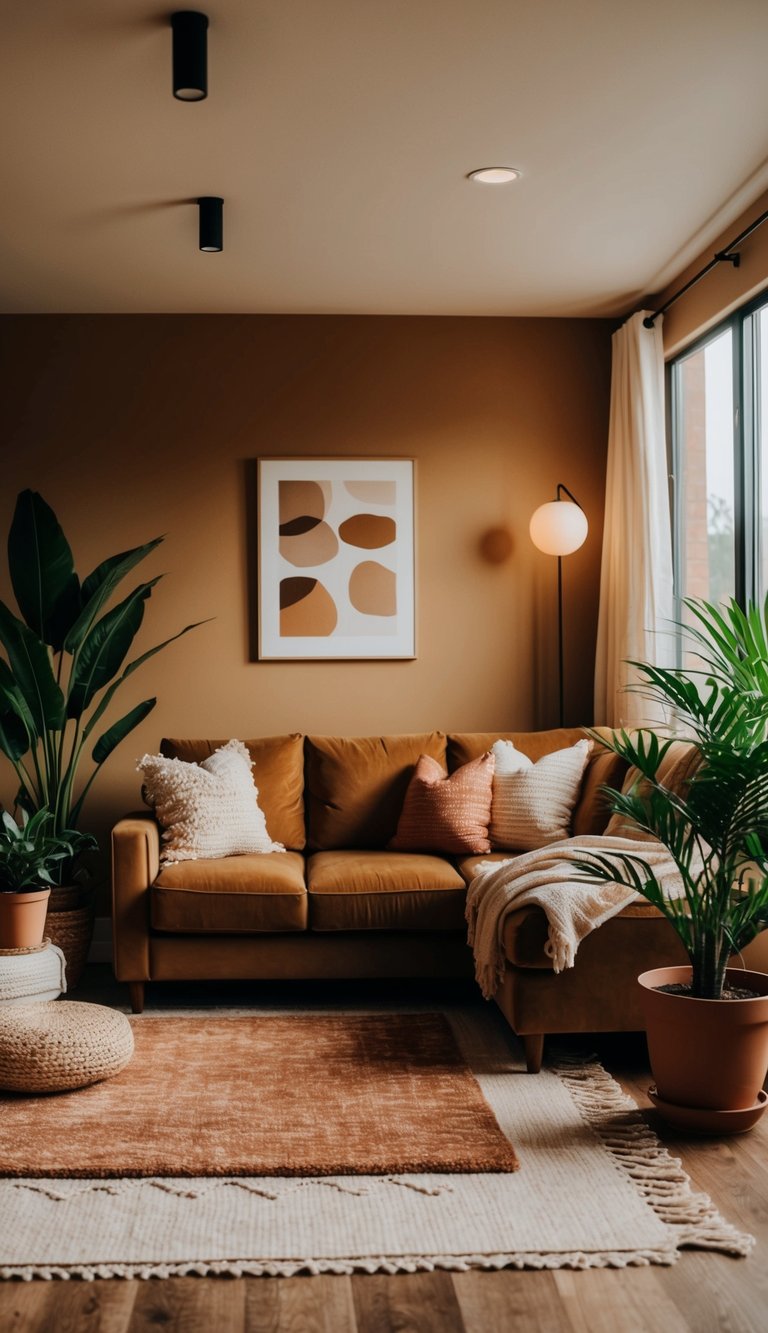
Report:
529,484,588,727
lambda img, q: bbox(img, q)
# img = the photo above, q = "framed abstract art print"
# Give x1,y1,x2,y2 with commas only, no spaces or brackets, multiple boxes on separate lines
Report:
257,457,415,660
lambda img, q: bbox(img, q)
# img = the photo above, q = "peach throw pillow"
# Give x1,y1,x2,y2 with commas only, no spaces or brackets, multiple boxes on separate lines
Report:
389,752,495,854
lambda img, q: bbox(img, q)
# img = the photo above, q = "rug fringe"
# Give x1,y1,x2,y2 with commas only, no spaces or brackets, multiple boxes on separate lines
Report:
551,1053,754,1258
0,1247,681,1282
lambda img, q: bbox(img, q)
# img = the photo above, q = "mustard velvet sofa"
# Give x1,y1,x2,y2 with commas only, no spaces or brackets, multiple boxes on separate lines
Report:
112,728,686,1071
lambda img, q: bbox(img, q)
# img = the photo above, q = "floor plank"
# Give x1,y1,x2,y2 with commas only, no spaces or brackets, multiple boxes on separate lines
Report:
552,1269,691,1333
352,1272,466,1333
0,1284,52,1333
246,1276,357,1333
129,1276,245,1332
453,1269,569,1333
36,1281,135,1333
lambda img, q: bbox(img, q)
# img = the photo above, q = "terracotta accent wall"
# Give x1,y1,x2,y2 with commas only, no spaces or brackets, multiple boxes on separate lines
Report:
0,315,610,875
653,186,768,356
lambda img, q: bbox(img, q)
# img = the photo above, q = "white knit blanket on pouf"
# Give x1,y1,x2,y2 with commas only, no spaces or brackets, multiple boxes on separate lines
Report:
465,834,686,1000
0,944,67,1005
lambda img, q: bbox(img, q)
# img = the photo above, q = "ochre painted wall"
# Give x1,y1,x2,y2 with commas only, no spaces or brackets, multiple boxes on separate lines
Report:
0,314,611,879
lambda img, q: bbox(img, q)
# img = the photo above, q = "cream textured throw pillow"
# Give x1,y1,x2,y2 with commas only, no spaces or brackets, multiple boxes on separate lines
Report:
489,738,591,851
138,739,285,864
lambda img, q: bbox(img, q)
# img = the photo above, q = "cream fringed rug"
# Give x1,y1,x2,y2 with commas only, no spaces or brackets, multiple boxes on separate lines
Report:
0,1005,753,1280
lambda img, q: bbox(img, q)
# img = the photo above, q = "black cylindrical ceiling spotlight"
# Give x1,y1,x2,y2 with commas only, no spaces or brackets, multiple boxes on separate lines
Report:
171,11,208,101
198,196,223,252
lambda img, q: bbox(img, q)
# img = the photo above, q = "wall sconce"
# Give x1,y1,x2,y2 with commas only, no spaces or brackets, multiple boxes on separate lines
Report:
172,11,208,101
529,483,588,726
198,196,223,252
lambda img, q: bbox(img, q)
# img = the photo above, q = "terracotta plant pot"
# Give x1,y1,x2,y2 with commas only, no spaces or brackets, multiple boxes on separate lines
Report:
0,888,52,950
638,965,768,1112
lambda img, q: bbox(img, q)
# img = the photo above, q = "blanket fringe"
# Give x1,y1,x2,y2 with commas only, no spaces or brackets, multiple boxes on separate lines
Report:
551,1052,754,1258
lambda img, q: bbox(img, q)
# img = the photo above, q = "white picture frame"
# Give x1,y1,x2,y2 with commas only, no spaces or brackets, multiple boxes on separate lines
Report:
257,457,416,660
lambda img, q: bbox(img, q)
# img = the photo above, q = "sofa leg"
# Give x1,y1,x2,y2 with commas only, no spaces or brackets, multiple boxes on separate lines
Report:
128,982,145,1014
523,1033,544,1073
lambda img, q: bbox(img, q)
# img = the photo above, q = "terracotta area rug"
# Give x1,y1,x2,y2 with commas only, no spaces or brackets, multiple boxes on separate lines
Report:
0,1012,519,1178
0,1005,752,1279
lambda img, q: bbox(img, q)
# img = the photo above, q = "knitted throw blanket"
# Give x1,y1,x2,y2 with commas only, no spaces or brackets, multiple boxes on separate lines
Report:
465,834,685,1000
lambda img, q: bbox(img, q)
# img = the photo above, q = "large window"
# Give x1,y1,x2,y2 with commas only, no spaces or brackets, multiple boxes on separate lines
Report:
669,292,768,630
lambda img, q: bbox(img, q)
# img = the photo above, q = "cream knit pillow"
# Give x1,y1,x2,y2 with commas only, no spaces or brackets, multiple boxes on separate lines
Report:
489,738,591,851
138,739,285,864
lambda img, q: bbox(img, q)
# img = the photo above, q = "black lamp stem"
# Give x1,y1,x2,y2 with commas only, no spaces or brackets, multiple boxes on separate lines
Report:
553,481,584,728
557,553,564,728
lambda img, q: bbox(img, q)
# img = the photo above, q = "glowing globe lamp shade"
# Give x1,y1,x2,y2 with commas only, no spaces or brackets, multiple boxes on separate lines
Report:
529,500,588,556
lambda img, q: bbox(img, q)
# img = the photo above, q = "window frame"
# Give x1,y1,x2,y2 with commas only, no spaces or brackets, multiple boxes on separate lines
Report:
666,287,768,635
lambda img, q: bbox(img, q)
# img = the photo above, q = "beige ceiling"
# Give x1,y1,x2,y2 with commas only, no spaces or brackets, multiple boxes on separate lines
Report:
3,0,768,316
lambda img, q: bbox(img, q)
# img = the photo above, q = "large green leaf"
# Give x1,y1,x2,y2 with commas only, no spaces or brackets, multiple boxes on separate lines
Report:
7,490,80,650
66,579,159,719
0,658,36,742
0,708,28,762
91,697,156,765
63,537,164,654
0,601,65,734
80,618,210,742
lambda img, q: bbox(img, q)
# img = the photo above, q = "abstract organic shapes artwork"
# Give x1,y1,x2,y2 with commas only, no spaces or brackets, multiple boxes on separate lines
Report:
338,514,396,549
258,459,415,659
279,576,338,636
349,560,397,616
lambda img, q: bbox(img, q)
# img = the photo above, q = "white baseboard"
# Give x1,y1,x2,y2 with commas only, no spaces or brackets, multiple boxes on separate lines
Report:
89,916,112,964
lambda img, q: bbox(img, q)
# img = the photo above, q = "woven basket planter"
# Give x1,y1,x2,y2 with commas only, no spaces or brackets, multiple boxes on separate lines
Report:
43,894,94,991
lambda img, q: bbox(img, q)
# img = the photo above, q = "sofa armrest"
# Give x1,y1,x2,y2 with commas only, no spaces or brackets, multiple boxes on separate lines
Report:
111,813,160,982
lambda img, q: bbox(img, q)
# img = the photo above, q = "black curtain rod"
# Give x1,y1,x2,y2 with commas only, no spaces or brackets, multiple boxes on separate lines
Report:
643,207,768,329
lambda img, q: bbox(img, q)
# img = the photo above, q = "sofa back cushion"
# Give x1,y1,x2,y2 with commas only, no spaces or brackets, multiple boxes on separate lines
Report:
573,727,630,836
159,734,306,850
604,738,700,839
447,728,628,837
305,733,447,850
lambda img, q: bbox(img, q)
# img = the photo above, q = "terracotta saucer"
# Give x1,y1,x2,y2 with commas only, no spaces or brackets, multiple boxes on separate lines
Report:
647,1086,768,1135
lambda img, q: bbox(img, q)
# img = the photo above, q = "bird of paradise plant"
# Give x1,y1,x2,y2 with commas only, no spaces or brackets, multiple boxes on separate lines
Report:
0,490,204,873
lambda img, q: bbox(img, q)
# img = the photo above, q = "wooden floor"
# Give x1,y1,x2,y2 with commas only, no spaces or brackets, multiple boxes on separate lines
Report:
2,971,767,1333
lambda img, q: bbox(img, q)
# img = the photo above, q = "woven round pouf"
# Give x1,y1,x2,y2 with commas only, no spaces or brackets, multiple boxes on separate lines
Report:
0,1001,134,1093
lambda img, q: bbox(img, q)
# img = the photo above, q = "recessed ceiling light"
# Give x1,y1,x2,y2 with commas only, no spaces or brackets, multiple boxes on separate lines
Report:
467,167,521,184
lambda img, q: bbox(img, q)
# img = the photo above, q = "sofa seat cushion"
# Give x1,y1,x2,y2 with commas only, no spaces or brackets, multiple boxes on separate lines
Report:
455,853,513,886
501,900,665,969
307,851,466,931
456,852,665,967
152,852,307,934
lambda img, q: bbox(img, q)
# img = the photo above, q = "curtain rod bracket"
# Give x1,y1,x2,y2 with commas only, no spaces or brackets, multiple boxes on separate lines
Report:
640,206,768,331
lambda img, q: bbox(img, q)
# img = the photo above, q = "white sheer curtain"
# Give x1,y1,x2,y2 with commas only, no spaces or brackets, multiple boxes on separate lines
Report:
593,311,674,726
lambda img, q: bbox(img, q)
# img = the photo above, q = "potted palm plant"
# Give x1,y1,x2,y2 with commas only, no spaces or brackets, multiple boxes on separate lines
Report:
583,596,768,1131
0,490,203,982
0,810,96,949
